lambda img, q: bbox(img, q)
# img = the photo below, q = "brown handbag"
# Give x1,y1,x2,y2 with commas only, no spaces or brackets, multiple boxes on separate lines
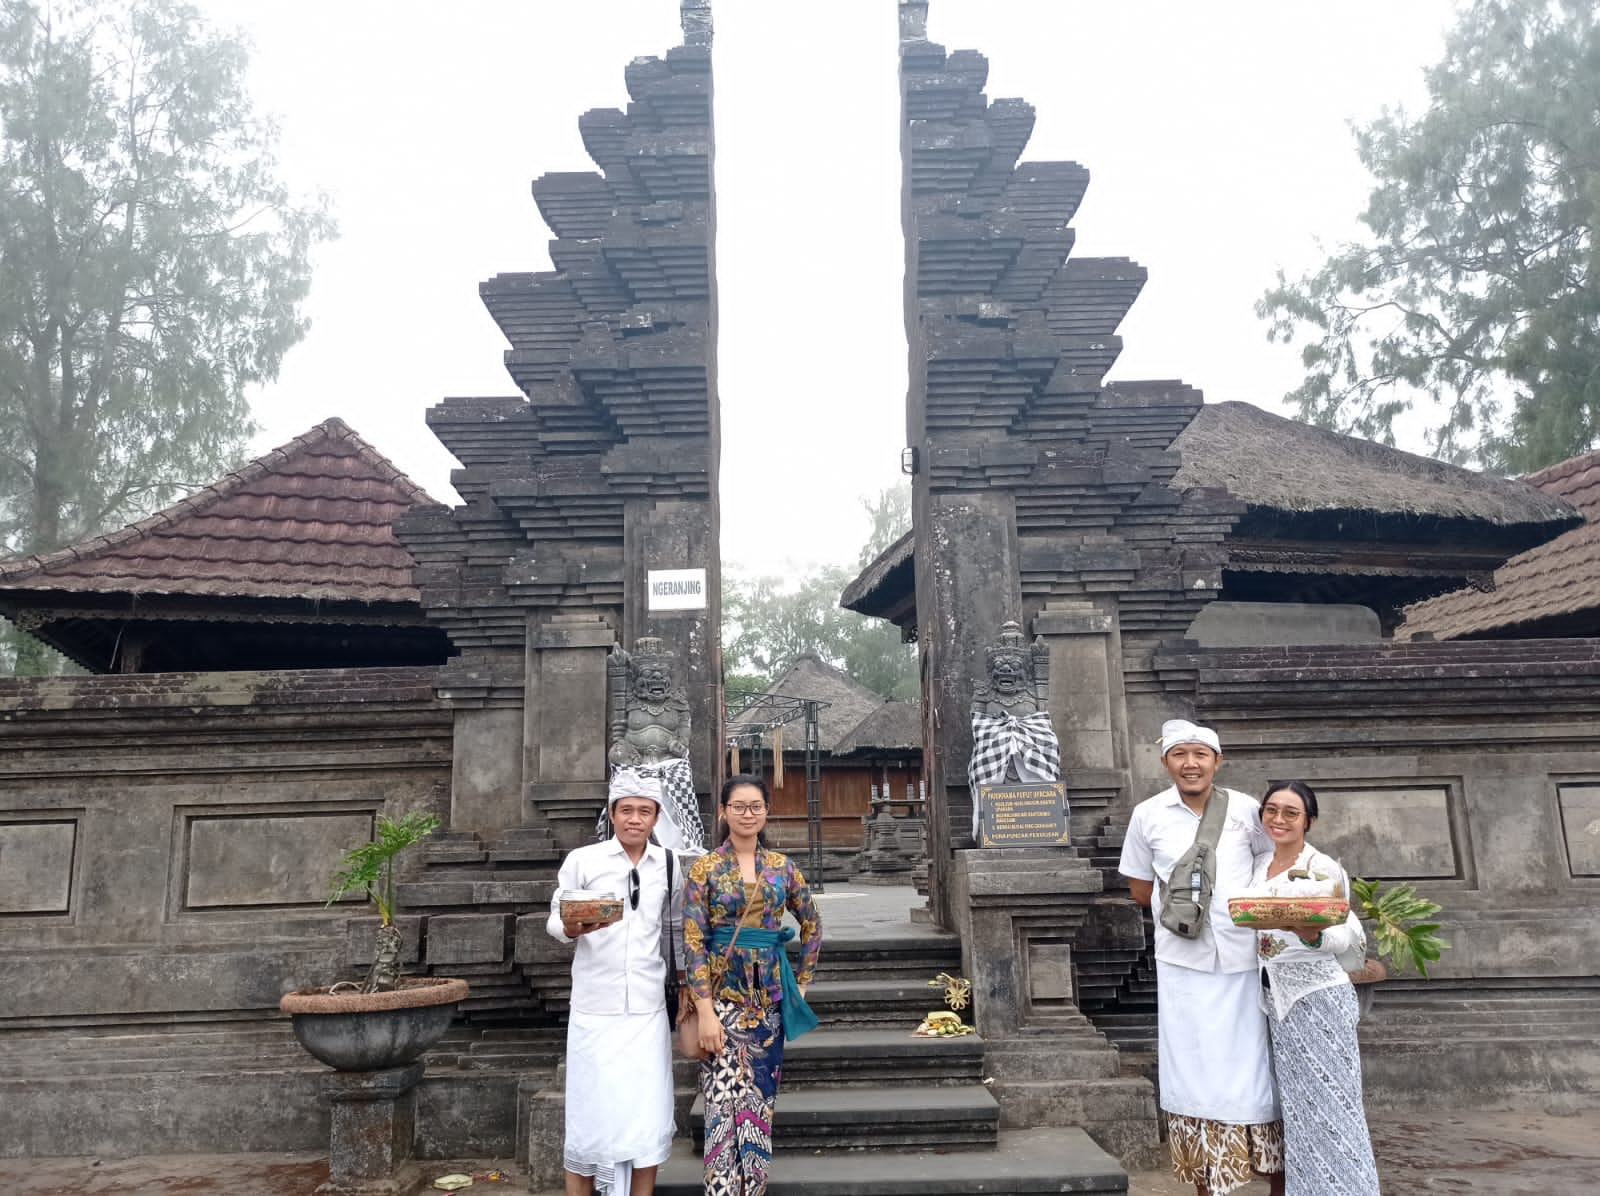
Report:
676,885,753,1060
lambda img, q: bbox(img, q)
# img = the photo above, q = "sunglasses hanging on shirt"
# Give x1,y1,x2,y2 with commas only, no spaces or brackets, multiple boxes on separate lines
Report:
628,866,640,910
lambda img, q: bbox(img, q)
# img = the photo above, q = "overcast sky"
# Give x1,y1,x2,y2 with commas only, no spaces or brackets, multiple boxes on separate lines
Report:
202,0,1459,577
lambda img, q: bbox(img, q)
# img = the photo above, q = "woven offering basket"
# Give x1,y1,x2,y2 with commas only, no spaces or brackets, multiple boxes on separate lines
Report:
560,896,623,925
1228,895,1349,930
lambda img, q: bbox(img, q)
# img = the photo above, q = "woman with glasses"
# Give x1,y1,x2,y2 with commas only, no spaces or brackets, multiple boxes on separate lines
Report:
684,774,823,1196
1252,780,1380,1195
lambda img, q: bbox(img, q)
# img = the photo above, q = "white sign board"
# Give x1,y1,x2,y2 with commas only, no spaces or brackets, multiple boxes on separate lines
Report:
647,568,708,611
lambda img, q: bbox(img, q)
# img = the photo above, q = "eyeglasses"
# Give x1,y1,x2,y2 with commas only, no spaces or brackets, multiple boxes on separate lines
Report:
726,803,766,817
628,867,640,910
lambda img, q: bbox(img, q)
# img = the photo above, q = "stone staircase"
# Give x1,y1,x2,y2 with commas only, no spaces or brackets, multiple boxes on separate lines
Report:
647,926,1130,1195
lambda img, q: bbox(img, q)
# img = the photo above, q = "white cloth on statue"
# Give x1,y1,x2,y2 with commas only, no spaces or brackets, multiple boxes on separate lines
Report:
547,837,677,1191
563,1008,674,1190
1119,785,1270,973
1156,961,1280,1124
967,710,1062,840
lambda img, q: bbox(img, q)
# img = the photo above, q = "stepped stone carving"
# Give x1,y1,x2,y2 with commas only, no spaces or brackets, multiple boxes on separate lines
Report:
380,1,719,1031
395,0,721,848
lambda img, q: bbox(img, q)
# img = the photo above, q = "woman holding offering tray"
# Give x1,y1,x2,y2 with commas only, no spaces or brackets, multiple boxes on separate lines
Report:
1252,780,1381,1196
684,774,822,1196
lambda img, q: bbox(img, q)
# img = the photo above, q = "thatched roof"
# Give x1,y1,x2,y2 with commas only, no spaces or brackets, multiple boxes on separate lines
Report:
840,531,913,619
1172,402,1579,534
729,654,892,752
1398,449,1600,640
832,700,922,756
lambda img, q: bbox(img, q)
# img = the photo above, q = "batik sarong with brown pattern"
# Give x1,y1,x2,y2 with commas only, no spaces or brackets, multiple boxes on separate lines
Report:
700,996,783,1196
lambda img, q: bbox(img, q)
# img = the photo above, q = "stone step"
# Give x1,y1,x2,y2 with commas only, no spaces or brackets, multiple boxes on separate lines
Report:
778,1026,985,1088
804,978,959,1024
653,1126,1127,1194
688,1084,1000,1152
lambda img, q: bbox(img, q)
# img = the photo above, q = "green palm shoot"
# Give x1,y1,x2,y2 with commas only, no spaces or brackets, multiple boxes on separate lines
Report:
327,812,441,926
1351,877,1449,978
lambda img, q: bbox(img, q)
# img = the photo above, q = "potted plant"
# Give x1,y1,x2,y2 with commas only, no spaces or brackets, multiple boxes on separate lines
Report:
1347,877,1449,1015
279,811,468,1072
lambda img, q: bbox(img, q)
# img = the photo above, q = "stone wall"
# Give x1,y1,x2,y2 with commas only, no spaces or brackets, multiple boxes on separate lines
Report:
0,667,452,1026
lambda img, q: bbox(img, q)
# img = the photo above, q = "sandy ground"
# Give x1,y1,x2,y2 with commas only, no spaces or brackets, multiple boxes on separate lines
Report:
2,1108,1599,1195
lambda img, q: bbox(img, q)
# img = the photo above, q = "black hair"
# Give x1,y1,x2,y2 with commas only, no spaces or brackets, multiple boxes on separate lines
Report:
717,774,771,848
1261,779,1319,822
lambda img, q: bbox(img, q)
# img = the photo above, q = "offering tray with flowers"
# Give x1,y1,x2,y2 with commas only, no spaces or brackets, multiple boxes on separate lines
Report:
1231,865,1350,930
1228,895,1350,929
558,889,624,927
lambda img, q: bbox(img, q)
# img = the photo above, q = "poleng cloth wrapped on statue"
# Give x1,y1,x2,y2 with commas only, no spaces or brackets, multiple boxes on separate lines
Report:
967,710,1062,841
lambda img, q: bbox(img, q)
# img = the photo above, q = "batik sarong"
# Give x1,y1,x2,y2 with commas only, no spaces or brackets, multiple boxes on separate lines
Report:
1269,982,1381,1195
700,997,784,1196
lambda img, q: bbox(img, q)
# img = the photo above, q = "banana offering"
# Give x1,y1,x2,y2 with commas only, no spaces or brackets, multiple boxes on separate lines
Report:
912,1009,975,1037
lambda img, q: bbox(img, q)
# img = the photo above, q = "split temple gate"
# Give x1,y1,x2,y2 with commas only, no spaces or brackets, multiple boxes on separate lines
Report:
1,1,1598,1190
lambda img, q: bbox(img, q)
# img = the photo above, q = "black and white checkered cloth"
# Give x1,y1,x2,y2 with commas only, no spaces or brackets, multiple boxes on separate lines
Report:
596,758,705,853
968,711,1062,840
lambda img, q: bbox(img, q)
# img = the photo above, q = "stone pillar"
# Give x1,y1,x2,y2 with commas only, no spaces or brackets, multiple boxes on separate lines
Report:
437,654,526,836
1033,600,1128,774
317,1062,424,1196
950,848,1103,1039
517,1069,567,1193
525,613,614,848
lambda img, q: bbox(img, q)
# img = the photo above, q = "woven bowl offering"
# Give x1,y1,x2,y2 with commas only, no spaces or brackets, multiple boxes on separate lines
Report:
560,896,624,925
1228,895,1349,930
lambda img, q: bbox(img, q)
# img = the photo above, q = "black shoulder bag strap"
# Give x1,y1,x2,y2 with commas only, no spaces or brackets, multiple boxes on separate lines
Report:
661,850,681,1030
1157,787,1230,939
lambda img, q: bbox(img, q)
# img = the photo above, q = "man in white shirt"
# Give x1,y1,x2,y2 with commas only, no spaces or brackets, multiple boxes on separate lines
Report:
1119,720,1285,1196
547,770,683,1196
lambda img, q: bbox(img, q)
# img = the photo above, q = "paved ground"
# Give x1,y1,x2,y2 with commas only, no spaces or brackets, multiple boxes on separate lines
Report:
4,1109,1599,1196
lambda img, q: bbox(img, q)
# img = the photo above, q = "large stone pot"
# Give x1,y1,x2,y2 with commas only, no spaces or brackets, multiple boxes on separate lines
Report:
280,977,468,1071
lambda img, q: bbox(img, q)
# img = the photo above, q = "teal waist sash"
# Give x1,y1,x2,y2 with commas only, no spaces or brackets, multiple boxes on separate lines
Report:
709,924,819,1040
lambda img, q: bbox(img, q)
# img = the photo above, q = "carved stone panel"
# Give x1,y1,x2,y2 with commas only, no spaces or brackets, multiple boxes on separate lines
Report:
183,811,375,909
1557,784,1600,877
0,818,78,915
1308,785,1458,880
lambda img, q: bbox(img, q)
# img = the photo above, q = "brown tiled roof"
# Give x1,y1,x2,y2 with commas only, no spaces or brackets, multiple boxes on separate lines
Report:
0,419,435,604
1399,449,1600,640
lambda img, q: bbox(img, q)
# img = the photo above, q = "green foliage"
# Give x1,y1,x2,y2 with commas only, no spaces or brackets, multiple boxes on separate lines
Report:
1258,0,1600,472
0,0,335,558
327,811,441,927
723,486,917,702
1351,876,1449,978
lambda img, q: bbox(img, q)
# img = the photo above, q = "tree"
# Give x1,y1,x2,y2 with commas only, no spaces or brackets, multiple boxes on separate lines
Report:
0,0,334,560
1258,0,1600,473
723,485,917,702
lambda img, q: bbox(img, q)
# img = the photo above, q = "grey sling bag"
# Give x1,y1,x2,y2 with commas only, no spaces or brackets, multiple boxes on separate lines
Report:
1156,788,1229,939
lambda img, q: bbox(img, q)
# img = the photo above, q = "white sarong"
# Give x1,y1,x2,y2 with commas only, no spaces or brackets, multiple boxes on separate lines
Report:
564,1007,675,1191
1156,961,1279,1124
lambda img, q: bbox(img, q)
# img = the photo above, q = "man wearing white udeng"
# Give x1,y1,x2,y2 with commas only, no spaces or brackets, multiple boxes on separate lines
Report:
1119,720,1285,1196
546,769,682,1195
